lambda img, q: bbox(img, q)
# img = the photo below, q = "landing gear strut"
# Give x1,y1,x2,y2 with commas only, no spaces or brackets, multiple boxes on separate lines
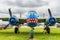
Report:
30,27,34,39
44,25,50,34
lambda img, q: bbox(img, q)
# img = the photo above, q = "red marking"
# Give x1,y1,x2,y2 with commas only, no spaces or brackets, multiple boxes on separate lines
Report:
30,19,32,20
34,21,36,23
32,18,34,21
32,21,34,22
27,18,38,23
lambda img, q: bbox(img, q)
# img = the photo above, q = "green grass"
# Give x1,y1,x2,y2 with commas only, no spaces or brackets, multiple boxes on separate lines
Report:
0,28,60,40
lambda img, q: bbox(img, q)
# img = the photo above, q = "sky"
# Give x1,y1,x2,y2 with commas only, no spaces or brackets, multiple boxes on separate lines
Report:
0,0,60,19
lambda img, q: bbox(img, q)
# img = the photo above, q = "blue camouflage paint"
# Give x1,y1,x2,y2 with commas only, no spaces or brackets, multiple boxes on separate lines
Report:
27,12,38,19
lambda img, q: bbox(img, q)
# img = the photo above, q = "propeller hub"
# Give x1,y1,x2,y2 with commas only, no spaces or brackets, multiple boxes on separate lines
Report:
8,8,18,25
11,19,15,22
47,17,56,26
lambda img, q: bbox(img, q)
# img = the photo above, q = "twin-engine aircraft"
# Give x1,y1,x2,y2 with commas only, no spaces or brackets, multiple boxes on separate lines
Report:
0,8,59,34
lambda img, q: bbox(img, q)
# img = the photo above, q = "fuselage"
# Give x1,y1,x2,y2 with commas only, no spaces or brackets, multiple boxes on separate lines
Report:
27,11,38,27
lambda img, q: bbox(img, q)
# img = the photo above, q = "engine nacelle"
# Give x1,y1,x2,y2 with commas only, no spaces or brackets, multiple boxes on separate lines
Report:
47,17,57,26
8,16,18,25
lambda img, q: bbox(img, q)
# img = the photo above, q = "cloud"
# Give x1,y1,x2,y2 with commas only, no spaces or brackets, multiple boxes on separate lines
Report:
0,0,60,19
4,0,48,7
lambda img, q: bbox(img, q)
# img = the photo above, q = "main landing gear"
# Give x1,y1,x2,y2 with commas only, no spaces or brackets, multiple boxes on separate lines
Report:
44,25,50,34
15,26,19,34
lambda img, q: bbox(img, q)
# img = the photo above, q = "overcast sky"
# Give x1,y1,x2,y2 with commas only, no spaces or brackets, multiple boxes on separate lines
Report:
0,0,60,19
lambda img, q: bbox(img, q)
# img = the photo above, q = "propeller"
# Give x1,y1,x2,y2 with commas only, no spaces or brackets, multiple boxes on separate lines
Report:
47,8,56,26
4,8,12,29
48,8,53,24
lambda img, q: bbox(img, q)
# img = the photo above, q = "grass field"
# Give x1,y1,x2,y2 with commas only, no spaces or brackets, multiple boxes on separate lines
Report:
0,28,60,40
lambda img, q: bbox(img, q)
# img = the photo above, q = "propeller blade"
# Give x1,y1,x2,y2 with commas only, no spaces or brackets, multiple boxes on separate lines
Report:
8,8,12,17
4,24,9,29
48,8,52,18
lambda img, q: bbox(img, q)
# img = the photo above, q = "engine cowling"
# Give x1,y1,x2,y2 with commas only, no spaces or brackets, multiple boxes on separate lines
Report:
47,17,57,26
8,16,18,25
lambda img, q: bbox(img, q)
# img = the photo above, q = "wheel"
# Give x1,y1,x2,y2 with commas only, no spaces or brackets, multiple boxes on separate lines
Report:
44,26,50,34
47,27,50,34
14,27,18,34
